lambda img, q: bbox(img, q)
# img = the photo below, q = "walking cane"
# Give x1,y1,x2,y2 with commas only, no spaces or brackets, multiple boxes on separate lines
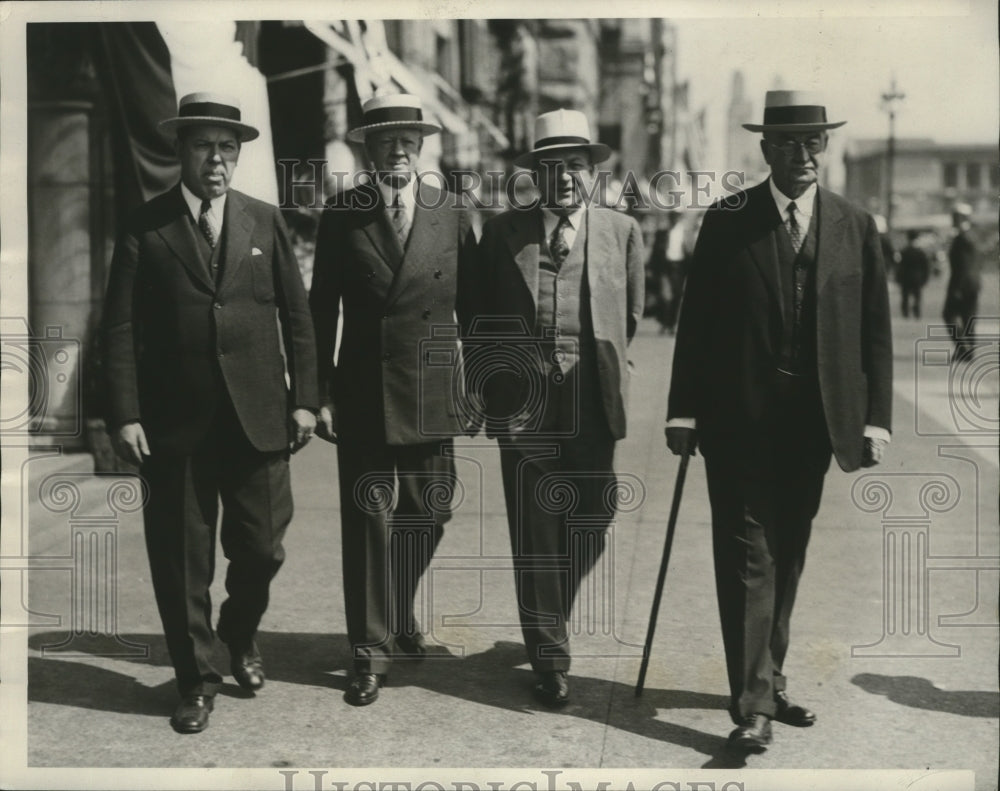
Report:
635,450,691,696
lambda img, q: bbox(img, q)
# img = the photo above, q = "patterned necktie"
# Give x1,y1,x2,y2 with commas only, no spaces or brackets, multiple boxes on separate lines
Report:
786,201,804,253
391,194,410,248
199,199,217,248
550,214,571,267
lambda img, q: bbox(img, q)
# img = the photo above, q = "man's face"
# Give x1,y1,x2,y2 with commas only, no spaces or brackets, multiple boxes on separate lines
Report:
761,131,827,199
176,124,241,200
366,127,423,185
535,148,594,211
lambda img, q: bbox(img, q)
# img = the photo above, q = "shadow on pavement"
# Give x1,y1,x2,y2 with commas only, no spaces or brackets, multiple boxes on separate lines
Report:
28,632,749,766
852,673,1000,718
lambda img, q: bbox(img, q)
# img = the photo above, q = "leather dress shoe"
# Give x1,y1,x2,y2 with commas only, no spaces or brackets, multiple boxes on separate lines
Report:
229,640,265,692
345,672,385,706
774,690,816,726
533,670,570,707
395,631,428,658
728,713,772,752
170,695,214,734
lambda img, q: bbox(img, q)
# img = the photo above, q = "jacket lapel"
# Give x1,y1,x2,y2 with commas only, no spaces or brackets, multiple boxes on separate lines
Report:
383,182,441,309
585,206,612,301
155,184,216,293
359,184,404,272
504,207,542,315
217,190,253,296
745,182,785,326
815,187,844,297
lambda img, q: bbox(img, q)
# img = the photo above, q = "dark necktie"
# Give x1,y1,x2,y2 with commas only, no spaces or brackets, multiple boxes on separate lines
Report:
550,214,571,267
786,201,804,254
199,199,217,248
391,194,410,248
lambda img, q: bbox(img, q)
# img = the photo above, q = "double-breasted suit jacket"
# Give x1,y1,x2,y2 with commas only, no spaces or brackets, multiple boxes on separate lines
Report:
103,184,318,453
668,181,892,473
475,205,646,440
310,180,477,674
310,181,478,445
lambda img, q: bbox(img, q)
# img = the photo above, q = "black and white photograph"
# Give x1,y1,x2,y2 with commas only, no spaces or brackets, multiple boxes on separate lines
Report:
1,1,997,789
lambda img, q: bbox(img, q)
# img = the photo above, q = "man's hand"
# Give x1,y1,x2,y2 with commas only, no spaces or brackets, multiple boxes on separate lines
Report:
112,421,150,466
665,426,698,457
861,436,888,467
315,402,338,444
289,408,317,454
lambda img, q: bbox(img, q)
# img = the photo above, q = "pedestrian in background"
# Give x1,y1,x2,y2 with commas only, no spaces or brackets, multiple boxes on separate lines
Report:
309,94,478,707
666,90,892,752
897,229,931,318
103,92,318,734
474,108,644,707
943,202,981,361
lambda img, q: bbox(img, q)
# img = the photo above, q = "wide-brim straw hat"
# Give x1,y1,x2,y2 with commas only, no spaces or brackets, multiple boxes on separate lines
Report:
159,92,259,142
514,108,612,169
742,90,846,133
347,94,441,143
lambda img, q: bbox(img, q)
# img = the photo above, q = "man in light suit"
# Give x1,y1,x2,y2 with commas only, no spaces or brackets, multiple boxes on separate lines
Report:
666,91,893,751
103,93,318,733
474,109,645,706
310,94,478,706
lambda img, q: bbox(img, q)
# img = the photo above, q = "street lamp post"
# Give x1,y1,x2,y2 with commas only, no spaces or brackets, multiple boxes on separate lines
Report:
880,75,906,230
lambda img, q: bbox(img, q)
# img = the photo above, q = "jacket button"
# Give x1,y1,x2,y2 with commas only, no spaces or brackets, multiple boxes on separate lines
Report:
214,302,222,310
422,309,431,319
382,352,391,361
217,352,224,358
434,269,443,278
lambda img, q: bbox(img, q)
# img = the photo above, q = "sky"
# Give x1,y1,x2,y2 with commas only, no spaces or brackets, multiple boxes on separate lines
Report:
672,0,999,172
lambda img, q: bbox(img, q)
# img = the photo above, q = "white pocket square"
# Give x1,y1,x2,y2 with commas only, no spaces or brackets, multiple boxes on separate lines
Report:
251,247,263,256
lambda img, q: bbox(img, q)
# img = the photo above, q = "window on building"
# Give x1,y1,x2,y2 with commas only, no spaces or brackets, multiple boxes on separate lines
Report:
966,162,981,189
943,162,958,189
384,21,403,56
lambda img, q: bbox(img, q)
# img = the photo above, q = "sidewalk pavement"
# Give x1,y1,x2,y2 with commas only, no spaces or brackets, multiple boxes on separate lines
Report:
12,275,999,788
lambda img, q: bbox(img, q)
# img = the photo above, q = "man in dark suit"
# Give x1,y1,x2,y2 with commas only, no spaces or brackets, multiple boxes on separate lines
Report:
666,91,892,751
310,94,477,706
474,109,645,706
103,93,318,733
897,229,931,318
943,202,981,361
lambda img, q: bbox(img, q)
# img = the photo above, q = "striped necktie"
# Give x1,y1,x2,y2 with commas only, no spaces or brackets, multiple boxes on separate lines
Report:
786,201,804,253
550,214,571,267
391,193,410,248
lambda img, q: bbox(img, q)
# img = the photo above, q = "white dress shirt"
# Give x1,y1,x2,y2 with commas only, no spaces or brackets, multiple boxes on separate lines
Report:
180,182,226,241
667,178,889,444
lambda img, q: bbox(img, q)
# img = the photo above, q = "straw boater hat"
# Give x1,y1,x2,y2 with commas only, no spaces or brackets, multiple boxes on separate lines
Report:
514,109,612,169
742,90,846,133
347,94,441,143
159,92,260,142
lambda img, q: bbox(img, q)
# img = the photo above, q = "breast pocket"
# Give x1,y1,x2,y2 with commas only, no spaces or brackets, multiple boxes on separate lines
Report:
250,254,276,303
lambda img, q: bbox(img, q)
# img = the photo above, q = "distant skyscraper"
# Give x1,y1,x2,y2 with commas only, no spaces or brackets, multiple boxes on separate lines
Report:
727,70,760,182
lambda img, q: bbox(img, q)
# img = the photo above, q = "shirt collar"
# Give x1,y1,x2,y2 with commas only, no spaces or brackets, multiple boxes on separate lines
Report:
541,205,585,235
768,178,817,219
378,176,417,208
180,181,226,220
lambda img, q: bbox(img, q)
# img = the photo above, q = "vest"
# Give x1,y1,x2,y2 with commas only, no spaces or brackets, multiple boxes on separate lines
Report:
193,214,225,285
776,207,818,376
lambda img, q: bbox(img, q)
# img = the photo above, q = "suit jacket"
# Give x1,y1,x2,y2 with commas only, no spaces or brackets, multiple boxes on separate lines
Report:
944,229,981,316
310,181,478,446
103,184,319,455
475,205,646,441
667,180,893,473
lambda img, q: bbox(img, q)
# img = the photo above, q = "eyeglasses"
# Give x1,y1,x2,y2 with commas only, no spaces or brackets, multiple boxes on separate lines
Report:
766,137,826,155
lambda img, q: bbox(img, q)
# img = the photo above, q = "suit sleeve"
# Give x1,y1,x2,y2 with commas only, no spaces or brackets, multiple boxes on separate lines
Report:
666,205,719,422
625,216,646,343
309,204,343,407
273,207,319,412
861,213,893,432
102,220,142,430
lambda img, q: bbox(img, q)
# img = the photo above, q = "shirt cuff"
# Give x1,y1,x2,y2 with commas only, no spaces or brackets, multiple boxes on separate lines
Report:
864,425,891,443
666,418,697,430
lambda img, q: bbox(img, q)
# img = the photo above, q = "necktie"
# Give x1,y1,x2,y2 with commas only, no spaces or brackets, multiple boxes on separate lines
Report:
391,194,410,248
786,201,804,253
550,214,571,267
199,199,217,248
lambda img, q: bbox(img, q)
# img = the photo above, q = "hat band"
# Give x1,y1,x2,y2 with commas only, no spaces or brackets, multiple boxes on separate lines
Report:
180,101,242,122
533,135,591,149
761,105,827,126
363,107,425,126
